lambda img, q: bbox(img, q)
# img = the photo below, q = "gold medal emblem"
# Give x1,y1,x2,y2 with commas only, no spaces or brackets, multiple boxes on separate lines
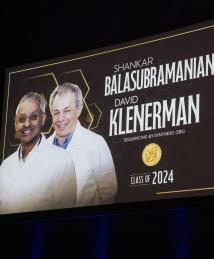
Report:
142,143,162,166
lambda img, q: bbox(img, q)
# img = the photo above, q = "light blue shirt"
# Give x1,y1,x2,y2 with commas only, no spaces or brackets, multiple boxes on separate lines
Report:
53,132,73,149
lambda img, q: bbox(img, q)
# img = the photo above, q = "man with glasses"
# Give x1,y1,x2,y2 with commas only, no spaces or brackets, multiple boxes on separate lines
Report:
0,92,77,214
48,82,117,207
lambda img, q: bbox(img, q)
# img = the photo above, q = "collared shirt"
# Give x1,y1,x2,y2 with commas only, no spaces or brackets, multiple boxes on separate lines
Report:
53,132,73,149
18,134,42,166
0,134,77,214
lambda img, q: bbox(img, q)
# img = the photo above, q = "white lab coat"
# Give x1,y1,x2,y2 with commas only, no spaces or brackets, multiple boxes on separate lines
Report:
48,121,117,207
0,134,77,214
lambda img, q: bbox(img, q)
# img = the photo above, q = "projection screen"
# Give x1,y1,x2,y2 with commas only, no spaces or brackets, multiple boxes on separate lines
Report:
0,19,214,214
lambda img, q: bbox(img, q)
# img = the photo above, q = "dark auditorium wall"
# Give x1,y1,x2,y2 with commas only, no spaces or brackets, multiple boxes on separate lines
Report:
0,1,214,259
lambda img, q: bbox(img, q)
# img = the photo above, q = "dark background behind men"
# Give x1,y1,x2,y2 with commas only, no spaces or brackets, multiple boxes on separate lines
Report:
0,1,214,259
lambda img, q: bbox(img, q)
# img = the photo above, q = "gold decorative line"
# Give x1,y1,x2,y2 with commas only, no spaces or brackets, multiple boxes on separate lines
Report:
2,73,11,161
59,69,82,75
156,187,214,195
36,73,59,135
22,73,59,87
78,70,94,129
9,24,214,75
89,103,102,130
43,125,53,136
8,140,19,147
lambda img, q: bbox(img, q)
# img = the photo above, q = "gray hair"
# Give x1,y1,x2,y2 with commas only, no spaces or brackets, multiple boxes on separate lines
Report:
16,92,47,115
49,82,83,113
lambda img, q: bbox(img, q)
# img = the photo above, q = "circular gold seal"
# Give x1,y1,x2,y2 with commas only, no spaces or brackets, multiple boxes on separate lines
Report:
142,143,162,166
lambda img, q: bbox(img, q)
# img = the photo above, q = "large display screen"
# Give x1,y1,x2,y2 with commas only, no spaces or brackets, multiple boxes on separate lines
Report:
1,19,214,214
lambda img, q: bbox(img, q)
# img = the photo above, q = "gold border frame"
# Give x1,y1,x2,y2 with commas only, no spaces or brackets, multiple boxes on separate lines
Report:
3,22,214,197
9,24,214,75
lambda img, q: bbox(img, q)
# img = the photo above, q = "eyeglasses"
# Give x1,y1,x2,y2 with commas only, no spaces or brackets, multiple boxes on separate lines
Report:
16,112,43,124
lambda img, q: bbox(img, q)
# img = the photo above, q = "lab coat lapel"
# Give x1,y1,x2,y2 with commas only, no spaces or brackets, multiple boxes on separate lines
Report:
66,121,82,152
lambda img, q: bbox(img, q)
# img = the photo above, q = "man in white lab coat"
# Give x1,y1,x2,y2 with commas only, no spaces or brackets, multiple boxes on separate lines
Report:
0,92,77,214
48,82,117,207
